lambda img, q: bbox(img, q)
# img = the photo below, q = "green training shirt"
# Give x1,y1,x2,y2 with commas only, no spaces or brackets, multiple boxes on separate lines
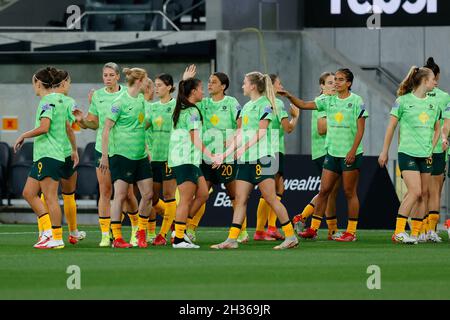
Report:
311,94,328,160
60,94,77,158
391,93,441,158
239,96,274,162
88,85,126,153
107,90,147,160
428,87,450,154
168,106,203,167
33,93,68,163
315,93,368,158
146,98,176,161
270,98,289,155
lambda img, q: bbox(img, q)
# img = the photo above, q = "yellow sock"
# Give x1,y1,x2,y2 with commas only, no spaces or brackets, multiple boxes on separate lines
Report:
267,195,282,228
160,199,176,237
147,218,156,234
256,198,270,232
326,216,338,235
121,212,125,222
428,212,440,232
281,221,295,238
175,221,186,239
128,211,138,227
52,226,63,241
62,193,77,233
38,213,51,231
420,215,428,234
138,214,148,231
346,218,358,235
37,216,43,234
228,224,241,240
410,218,423,237
300,203,315,220
188,203,206,230
111,222,123,240
40,193,49,212
311,215,322,231
395,214,408,234
99,217,111,234
241,216,247,232
153,198,166,215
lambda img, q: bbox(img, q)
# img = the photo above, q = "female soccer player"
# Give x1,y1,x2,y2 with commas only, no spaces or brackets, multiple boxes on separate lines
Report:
168,76,218,249
41,69,86,245
292,72,342,240
74,62,139,247
211,71,298,250
281,69,368,242
14,67,77,249
99,67,154,249
254,74,299,241
379,66,439,244
423,57,448,243
146,73,178,246
180,65,243,243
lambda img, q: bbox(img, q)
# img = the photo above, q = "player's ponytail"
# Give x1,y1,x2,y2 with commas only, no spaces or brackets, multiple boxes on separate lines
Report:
424,57,440,77
173,78,203,128
33,66,57,89
264,74,277,115
246,71,277,114
397,66,432,96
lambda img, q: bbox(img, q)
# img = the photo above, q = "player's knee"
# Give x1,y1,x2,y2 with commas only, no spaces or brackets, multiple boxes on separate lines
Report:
100,184,112,198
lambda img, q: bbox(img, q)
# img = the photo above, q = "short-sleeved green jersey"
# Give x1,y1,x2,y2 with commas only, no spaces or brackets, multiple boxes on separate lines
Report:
33,93,68,162
428,87,450,153
145,98,176,161
168,107,202,167
311,94,329,160
197,95,240,162
107,90,147,160
391,93,441,158
89,85,126,153
315,93,368,158
239,96,274,162
61,95,78,157
270,98,289,154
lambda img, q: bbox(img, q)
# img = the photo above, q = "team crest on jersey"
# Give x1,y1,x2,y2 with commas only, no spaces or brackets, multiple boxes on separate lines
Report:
111,105,120,114
222,105,227,111
347,103,353,108
167,107,172,113
429,104,434,109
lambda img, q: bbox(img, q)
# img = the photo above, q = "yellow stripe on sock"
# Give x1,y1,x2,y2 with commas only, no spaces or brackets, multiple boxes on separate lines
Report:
138,215,149,231
189,203,206,230
228,226,241,240
428,213,440,232
128,211,139,227
99,217,111,234
111,222,123,240
395,215,408,235
39,213,52,231
175,222,186,239
311,215,322,231
411,219,423,237
346,219,358,235
52,226,63,241
241,216,247,232
326,217,338,234
300,203,315,220
256,198,270,232
62,193,77,233
160,200,176,237
281,222,294,238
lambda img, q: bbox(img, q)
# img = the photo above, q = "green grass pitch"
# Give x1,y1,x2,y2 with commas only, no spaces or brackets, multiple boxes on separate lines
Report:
0,224,449,300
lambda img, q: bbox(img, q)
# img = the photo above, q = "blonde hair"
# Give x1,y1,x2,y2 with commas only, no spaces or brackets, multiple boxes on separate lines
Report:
397,66,433,97
103,62,120,74
123,67,147,87
246,71,277,114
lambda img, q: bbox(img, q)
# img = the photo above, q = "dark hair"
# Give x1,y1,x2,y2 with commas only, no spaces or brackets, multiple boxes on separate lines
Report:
52,69,70,88
33,67,58,89
212,72,230,94
319,72,335,94
336,68,354,90
424,57,440,77
156,73,175,93
397,66,433,96
269,74,278,85
173,78,203,128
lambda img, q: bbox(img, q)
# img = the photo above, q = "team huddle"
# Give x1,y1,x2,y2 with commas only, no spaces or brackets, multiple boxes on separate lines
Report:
13,57,450,250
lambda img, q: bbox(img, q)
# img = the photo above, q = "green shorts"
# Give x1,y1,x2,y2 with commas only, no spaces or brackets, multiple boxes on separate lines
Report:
60,156,76,180
313,155,326,175
236,157,275,185
109,155,153,183
275,152,285,176
432,152,446,176
151,161,175,183
398,152,432,174
95,150,103,168
29,157,64,182
323,153,363,174
200,161,236,185
172,164,203,185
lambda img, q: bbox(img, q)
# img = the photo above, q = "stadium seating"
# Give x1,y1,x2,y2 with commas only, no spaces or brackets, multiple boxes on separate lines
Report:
8,142,33,199
76,142,98,199
0,141,11,203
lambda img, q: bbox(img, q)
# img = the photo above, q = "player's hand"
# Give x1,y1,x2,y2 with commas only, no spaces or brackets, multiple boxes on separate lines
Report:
88,89,95,104
277,89,291,98
345,150,356,165
211,154,224,169
442,137,449,151
72,109,84,123
289,104,300,118
183,64,197,80
13,135,25,153
71,150,79,169
378,151,388,168
99,155,109,175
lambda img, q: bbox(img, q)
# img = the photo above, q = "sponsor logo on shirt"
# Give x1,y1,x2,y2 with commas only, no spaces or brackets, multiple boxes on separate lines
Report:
263,106,273,114
418,112,430,124
42,103,54,111
334,112,344,124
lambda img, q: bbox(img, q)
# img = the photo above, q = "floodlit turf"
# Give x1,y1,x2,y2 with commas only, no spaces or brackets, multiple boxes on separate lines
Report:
0,224,449,300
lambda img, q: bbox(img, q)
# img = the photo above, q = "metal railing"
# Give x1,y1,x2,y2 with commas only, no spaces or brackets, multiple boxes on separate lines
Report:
0,10,180,32
361,65,402,93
